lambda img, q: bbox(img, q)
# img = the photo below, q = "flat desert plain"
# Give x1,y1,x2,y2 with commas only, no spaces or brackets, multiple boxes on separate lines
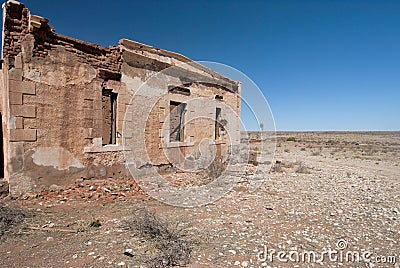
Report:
0,132,399,268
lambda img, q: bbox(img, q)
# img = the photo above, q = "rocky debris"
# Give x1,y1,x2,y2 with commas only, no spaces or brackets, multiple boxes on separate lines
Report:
21,178,142,205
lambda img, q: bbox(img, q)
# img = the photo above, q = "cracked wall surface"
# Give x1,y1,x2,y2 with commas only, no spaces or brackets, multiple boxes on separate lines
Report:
0,1,241,195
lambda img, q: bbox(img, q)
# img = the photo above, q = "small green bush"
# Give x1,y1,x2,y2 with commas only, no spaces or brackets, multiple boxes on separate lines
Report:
286,137,296,142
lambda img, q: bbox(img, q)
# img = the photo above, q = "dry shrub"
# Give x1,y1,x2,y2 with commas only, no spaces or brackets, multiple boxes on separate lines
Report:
206,158,227,179
89,219,101,228
271,163,283,173
125,208,195,268
0,181,9,197
270,161,296,173
0,204,25,239
283,161,295,168
311,151,320,156
295,162,311,174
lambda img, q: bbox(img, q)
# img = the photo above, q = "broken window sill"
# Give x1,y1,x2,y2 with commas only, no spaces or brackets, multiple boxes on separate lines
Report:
84,144,125,153
210,140,226,145
164,141,195,148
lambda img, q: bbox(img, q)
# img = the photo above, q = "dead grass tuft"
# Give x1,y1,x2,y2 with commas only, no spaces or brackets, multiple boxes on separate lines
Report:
311,151,320,156
0,204,25,239
206,158,228,178
295,162,311,174
125,208,196,268
271,163,283,173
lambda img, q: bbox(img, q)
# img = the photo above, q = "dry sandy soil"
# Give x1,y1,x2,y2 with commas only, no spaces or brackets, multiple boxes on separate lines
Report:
1,132,399,268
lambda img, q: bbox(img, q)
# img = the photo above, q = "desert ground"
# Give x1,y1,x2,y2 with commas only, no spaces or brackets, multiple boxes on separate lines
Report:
1,132,399,268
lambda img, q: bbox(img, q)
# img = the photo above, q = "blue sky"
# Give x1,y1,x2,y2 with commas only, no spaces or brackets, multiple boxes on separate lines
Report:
13,0,400,131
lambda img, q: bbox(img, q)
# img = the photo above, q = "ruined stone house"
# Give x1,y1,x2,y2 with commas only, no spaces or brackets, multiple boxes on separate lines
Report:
0,1,241,195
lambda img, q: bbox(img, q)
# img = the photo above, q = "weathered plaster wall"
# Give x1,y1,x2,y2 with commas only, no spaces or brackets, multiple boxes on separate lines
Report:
1,1,241,195
1,1,128,194
120,40,241,177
